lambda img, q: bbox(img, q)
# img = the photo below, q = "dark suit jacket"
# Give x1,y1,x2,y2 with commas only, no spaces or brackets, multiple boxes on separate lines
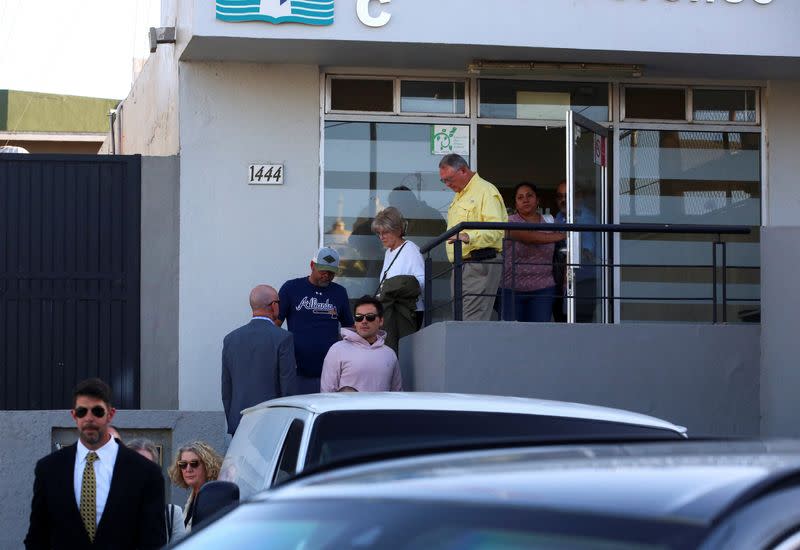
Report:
222,318,298,434
25,442,166,550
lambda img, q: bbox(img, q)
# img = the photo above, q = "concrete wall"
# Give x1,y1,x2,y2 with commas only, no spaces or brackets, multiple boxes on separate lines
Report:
99,0,183,156
760,227,800,437
765,80,800,226
177,62,321,410
759,81,800,435
141,156,181,409
0,410,227,550
400,322,761,437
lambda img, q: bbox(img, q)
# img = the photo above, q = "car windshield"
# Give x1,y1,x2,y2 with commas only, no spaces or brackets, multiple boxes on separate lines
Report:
176,499,704,549
305,410,680,468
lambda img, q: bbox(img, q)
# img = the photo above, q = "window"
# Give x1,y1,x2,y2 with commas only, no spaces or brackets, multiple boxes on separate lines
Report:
624,87,687,121
271,419,305,486
305,410,683,468
618,130,761,323
479,80,609,122
328,77,468,116
693,89,757,123
322,121,450,314
330,78,394,112
400,80,466,115
622,86,759,124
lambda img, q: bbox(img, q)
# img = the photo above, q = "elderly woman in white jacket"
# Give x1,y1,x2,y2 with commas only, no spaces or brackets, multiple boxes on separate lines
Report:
371,207,426,329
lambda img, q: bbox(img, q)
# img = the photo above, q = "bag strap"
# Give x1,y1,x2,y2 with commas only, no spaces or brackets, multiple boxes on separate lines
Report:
375,241,408,294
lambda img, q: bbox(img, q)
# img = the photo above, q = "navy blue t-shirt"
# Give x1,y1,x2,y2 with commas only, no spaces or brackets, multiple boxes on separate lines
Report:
278,277,354,378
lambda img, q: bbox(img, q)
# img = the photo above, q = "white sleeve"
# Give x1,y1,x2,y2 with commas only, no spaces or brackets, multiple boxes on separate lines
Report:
391,242,425,292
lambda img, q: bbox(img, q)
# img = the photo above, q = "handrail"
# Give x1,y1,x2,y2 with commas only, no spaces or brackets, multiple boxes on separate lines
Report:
420,222,751,254
421,222,754,326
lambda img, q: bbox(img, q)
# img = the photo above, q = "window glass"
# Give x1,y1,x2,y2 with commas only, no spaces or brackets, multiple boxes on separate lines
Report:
179,499,706,549
480,80,608,122
624,87,686,120
271,419,305,486
330,79,394,112
305,410,682,468
618,130,761,323
400,81,466,114
693,89,757,123
323,122,451,315
218,408,300,500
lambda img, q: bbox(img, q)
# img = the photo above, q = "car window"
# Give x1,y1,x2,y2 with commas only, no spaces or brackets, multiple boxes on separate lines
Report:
220,407,307,499
305,410,681,468
176,499,704,549
271,418,305,487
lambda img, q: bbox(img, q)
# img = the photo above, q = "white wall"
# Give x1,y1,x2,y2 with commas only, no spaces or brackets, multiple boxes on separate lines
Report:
766,80,800,226
178,62,321,410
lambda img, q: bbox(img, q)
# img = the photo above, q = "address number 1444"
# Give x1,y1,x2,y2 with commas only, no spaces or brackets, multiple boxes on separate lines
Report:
248,164,284,185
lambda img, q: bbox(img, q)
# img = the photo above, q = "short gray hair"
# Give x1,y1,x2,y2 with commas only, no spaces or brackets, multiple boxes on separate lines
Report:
438,153,470,171
127,438,159,462
371,206,406,236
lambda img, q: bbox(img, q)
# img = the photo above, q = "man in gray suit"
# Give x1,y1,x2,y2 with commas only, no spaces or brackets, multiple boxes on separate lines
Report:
222,285,297,435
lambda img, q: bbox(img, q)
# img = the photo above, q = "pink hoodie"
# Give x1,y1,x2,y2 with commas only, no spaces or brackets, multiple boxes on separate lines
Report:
320,328,403,392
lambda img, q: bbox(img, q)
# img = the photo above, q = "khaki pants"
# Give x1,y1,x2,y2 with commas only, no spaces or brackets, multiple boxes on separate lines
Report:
452,256,503,321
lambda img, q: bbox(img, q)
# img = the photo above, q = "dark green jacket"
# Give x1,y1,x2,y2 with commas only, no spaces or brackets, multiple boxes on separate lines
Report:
379,275,421,354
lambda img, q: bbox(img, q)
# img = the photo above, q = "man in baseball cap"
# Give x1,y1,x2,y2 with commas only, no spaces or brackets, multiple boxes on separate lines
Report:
312,246,340,274
276,246,354,394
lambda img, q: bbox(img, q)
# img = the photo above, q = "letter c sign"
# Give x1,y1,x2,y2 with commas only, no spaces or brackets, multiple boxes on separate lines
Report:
357,0,391,27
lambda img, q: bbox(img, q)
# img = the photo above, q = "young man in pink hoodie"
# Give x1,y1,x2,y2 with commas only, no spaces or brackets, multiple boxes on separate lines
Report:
320,296,403,393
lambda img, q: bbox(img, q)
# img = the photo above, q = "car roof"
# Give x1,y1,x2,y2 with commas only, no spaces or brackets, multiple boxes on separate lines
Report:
263,440,800,525
242,392,686,434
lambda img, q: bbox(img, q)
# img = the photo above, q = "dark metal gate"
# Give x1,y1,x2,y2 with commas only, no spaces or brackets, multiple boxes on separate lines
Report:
1,154,141,410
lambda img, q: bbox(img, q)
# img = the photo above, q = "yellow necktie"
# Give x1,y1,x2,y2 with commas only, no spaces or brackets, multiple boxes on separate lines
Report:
80,452,98,542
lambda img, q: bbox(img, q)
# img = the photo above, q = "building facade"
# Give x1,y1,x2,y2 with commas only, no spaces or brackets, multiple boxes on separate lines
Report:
106,0,798,417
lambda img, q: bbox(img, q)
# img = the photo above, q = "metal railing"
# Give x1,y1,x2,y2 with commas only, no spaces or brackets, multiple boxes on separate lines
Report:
420,222,755,326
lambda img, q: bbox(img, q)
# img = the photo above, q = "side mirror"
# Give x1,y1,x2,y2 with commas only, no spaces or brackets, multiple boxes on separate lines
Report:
193,480,240,527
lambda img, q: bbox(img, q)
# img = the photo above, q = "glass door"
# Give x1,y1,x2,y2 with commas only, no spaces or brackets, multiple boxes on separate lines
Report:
565,111,608,323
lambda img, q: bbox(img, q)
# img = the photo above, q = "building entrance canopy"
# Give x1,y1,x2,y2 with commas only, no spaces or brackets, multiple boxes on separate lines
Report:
178,0,799,78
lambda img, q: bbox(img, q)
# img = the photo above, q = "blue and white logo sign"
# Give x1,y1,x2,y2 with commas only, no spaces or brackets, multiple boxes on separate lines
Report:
216,0,334,26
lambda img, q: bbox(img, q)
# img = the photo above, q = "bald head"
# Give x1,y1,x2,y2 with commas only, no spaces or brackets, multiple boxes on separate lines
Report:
249,285,279,319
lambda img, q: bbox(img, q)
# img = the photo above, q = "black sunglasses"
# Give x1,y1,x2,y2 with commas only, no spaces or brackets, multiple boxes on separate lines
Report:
177,460,201,470
354,313,379,322
74,406,107,419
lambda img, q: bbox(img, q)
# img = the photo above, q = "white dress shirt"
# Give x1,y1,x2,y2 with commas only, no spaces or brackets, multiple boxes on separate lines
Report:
73,436,119,525
252,316,275,324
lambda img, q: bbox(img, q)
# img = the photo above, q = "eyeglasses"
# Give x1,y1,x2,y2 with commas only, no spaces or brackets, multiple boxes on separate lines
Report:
177,460,201,470
354,313,379,322
440,175,457,184
74,406,107,418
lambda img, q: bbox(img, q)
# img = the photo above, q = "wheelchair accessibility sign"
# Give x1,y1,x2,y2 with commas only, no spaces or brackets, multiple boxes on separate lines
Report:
431,125,470,156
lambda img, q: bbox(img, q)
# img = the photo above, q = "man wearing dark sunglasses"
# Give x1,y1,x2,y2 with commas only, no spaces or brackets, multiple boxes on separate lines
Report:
25,378,166,549
320,295,402,393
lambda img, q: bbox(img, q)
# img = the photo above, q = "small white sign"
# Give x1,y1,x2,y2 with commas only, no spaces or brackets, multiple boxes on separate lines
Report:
431,125,470,156
593,135,606,167
248,164,284,185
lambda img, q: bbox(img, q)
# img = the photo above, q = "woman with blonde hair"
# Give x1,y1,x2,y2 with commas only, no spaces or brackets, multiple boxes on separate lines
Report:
168,441,223,532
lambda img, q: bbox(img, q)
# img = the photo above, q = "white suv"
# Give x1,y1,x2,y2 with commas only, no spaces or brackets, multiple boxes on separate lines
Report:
219,392,686,499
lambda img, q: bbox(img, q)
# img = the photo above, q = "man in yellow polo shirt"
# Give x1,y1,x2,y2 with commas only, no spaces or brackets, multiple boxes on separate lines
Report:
439,154,508,321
